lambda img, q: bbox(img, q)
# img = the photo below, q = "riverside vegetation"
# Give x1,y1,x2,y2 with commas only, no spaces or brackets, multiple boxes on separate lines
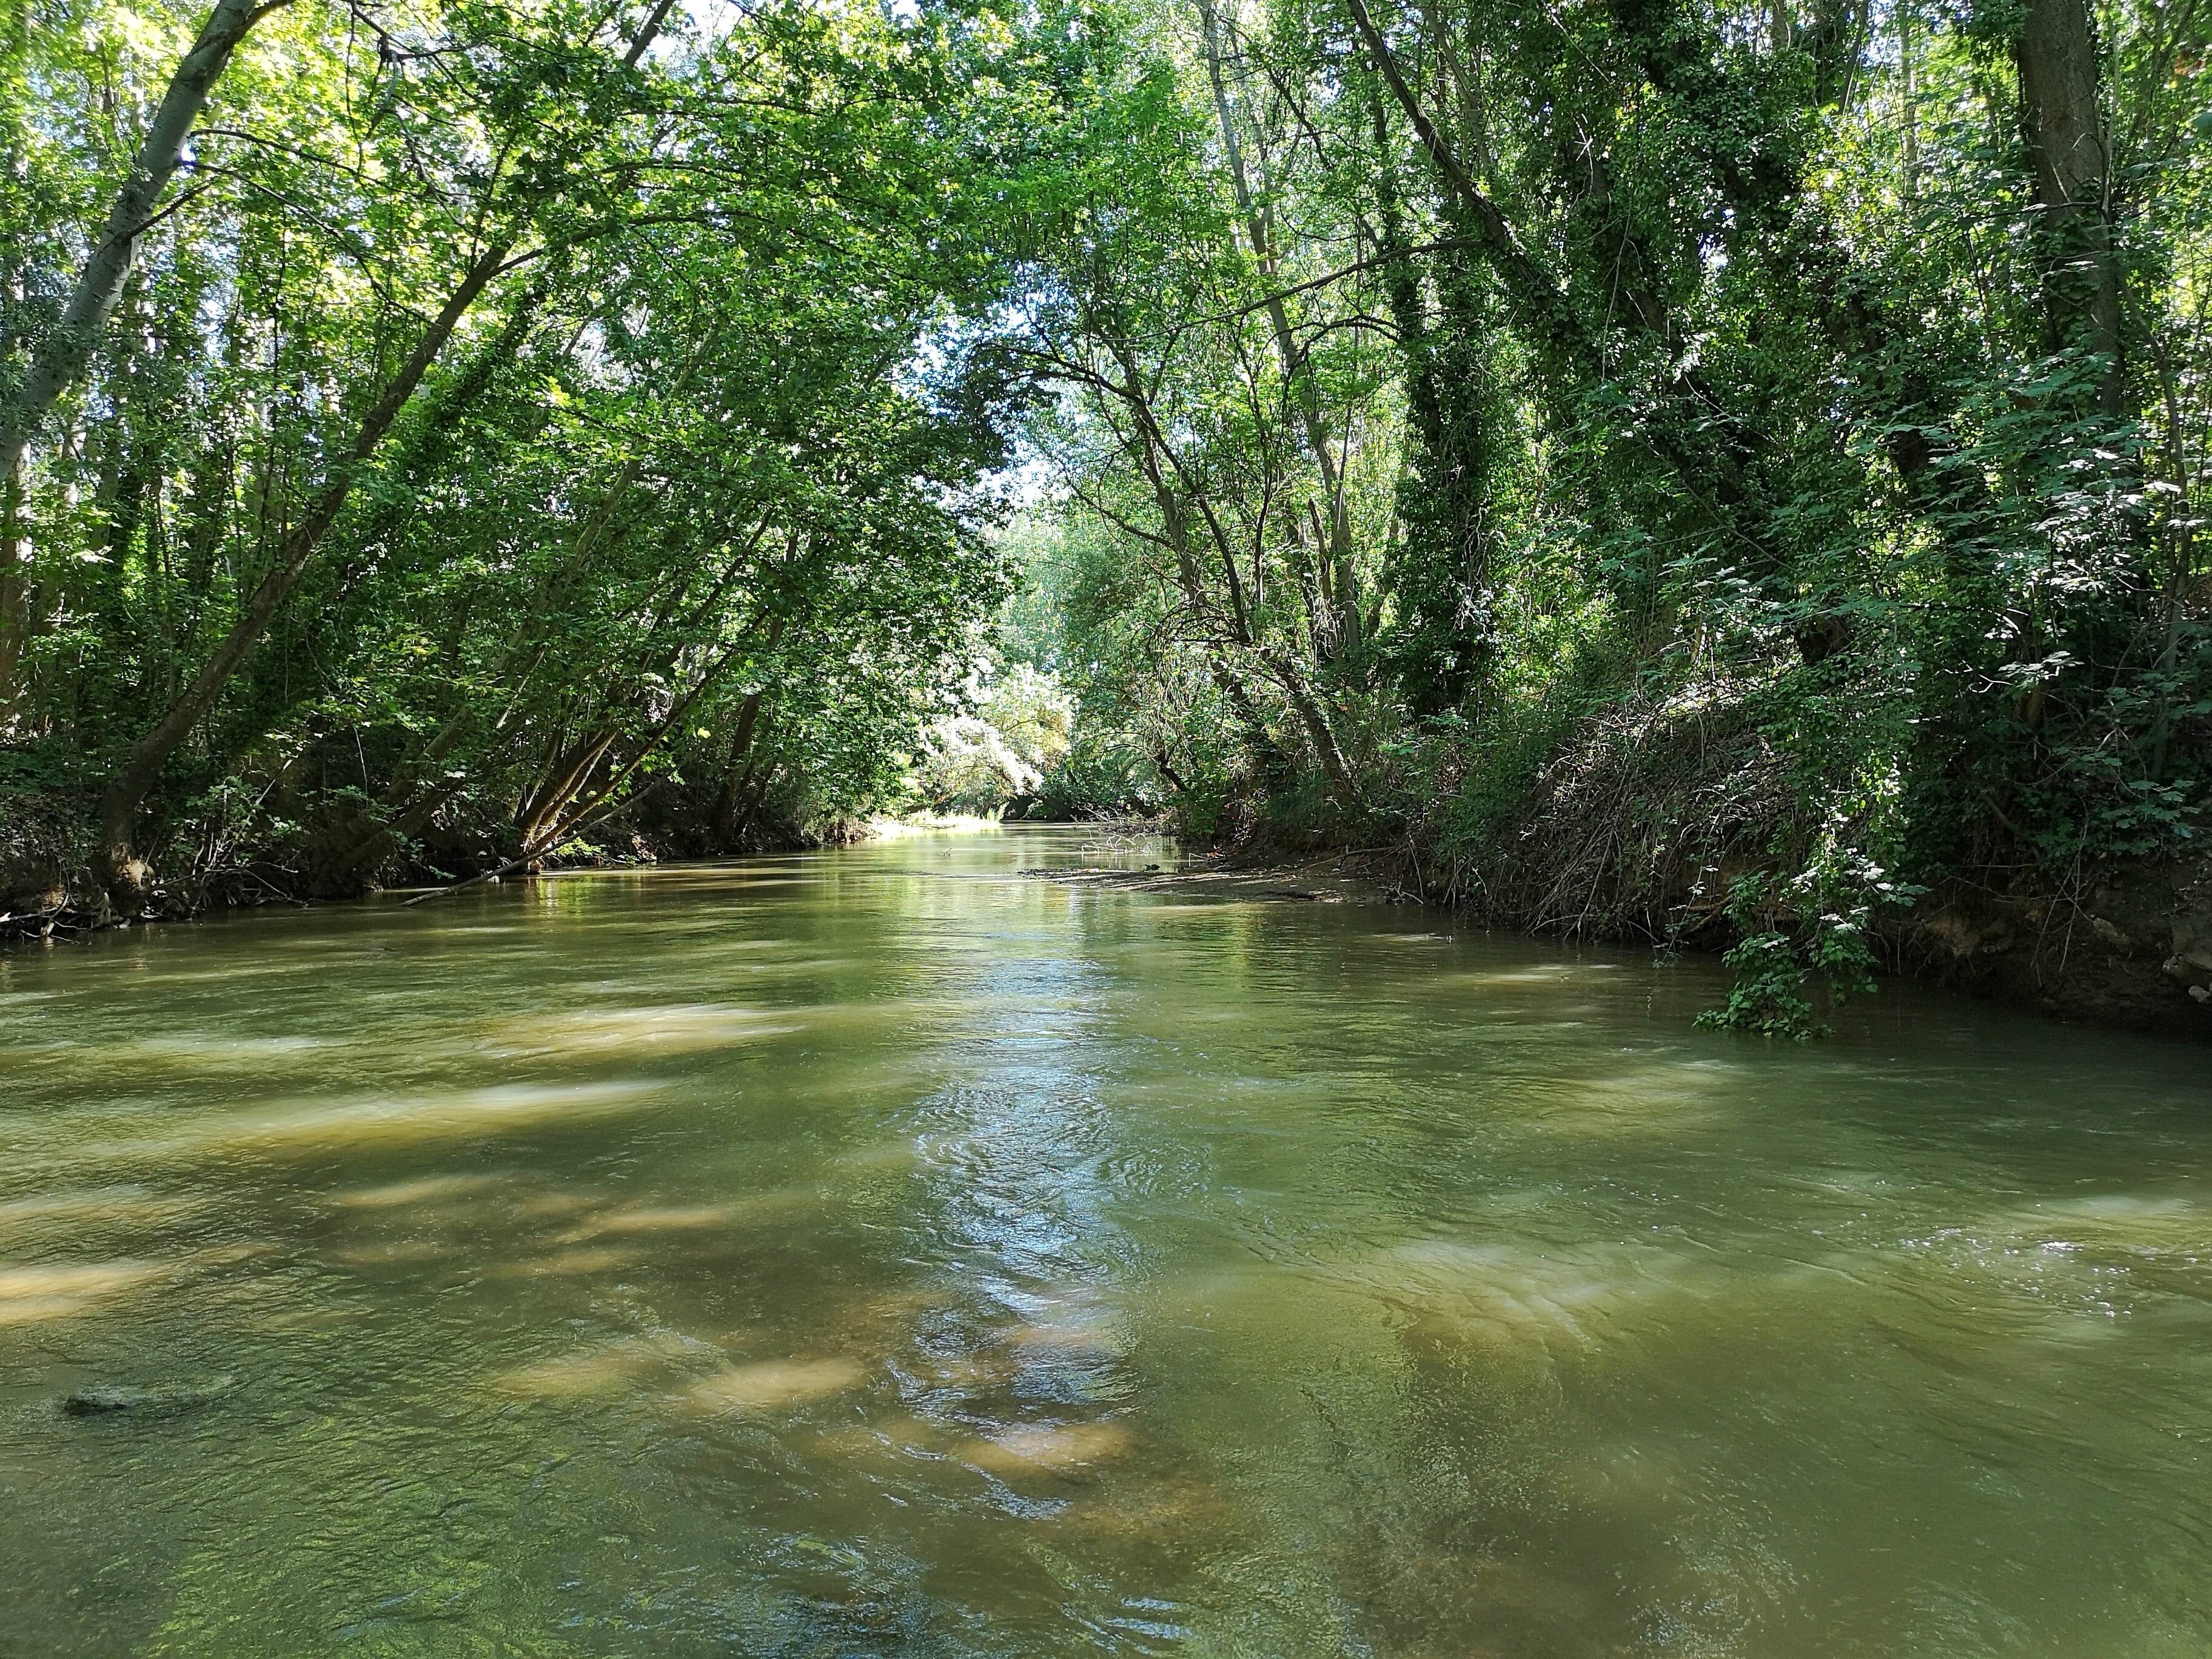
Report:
4,0,2211,1033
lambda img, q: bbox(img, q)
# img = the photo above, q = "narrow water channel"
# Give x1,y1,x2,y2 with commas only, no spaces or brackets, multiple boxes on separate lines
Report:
1,829,2207,1657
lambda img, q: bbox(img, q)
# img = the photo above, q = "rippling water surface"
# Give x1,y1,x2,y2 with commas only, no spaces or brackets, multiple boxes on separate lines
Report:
2,828,2208,1657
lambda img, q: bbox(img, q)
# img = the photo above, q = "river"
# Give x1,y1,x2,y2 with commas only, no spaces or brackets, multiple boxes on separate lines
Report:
1,828,2207,1656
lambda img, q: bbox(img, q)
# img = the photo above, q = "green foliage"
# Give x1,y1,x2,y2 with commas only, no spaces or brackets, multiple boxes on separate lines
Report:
1698,928,1825,1040
1,0,1062,891
987,0,2209,1030
7,0,2211,1028
1694,848,1909,1039
913,662,1074,813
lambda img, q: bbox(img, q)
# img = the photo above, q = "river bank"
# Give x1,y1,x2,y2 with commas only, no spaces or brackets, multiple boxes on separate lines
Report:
12,794,2211,1040
0,793,859,943
1037,839,2212,1040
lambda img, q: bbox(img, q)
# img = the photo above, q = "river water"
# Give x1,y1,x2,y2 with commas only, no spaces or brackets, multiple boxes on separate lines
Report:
1,828,2207,1657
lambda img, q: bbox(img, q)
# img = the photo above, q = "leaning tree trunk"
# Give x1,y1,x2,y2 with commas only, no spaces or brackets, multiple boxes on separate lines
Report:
95,241,511,909
2015,0,2125,414
0,0,289,481
1198,0,1356,585
517,731,617,854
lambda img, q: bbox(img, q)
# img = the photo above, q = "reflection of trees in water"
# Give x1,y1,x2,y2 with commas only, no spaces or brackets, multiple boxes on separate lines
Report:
3,842,2210,1654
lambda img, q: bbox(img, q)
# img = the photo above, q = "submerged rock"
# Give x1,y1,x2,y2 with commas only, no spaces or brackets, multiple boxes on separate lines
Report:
62,1374,238,1416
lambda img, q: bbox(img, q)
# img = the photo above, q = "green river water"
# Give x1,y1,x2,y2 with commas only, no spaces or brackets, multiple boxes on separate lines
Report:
1,828,2208,1657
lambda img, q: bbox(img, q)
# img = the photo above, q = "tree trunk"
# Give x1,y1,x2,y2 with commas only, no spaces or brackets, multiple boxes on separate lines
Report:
2015,0,2124,412
96,240,512,908
518,732,617,852
710,690,766,847
1209,661,1295,785
87,0,683,910
320,781,458,894
1260,647,1359,803
1345,0,1586,361
0,455,25,730
0,0,288,480
728,756,780,847
1199,0,1357,581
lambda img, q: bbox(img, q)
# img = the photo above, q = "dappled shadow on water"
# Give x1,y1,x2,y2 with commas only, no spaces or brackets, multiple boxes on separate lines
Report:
0,831,2208,1655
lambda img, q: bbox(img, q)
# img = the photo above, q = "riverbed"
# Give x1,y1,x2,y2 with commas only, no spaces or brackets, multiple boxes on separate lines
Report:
1,828,2207,1656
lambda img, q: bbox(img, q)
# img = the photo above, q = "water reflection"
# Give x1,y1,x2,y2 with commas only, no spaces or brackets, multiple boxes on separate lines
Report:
0,1258,170,1324
0,827,2207,1657
687,1358,869,1413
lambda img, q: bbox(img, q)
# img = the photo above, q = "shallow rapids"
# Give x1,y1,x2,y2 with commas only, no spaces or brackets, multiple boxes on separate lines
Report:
1,828,2207,1657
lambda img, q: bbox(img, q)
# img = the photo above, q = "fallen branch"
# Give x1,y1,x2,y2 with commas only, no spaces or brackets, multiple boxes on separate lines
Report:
400,846,547,906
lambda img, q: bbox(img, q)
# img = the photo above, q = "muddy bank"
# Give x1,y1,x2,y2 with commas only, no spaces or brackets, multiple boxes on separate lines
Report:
1897,861,2212,1039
